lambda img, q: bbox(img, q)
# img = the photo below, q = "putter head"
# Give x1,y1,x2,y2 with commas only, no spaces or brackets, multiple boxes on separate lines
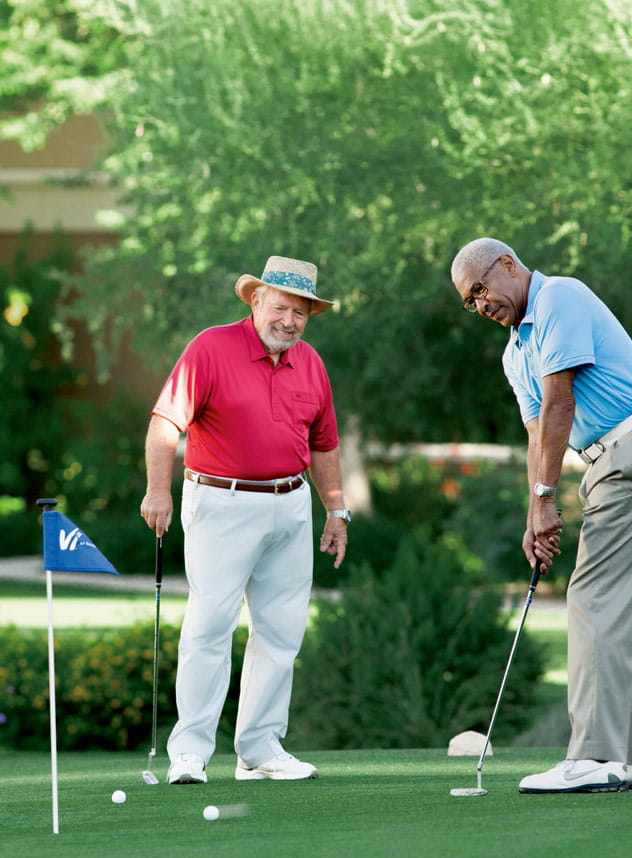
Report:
450,787,488,797
141,770,160,785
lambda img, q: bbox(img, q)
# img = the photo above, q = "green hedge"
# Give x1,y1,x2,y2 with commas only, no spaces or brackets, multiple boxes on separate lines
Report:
289,538,546,750
0,622,248,752
1,536,546,753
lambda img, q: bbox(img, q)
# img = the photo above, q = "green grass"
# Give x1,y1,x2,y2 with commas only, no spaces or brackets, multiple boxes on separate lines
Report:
2,580,586,856
0,579,189,628
1,748,630,858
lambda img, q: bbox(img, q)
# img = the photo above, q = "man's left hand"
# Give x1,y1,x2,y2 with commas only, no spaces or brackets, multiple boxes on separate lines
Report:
532,501,563,570
319,518,348,569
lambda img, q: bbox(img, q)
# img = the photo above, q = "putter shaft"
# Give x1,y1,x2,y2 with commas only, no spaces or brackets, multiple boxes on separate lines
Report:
145,535,163,779
475,560,542,783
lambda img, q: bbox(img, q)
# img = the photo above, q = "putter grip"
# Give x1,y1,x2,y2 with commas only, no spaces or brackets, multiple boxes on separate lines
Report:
155,535,164,585
530,558,542,589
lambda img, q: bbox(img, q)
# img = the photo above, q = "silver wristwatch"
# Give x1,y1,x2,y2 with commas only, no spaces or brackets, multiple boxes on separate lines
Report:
328,508,352,524
533,482,557,498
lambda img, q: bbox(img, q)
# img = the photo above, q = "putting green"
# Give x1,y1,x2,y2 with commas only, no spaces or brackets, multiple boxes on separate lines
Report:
1,748,629,857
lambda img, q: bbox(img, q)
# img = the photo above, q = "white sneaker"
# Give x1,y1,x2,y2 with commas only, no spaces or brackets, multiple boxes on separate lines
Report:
168,753,207,784
519,759,629,793
235,752,318,781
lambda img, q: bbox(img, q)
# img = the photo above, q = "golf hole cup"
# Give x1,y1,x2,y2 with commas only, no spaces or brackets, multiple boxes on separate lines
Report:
111,790,127,804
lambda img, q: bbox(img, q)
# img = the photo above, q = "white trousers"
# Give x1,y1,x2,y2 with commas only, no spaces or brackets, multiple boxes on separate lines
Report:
167,478,313,766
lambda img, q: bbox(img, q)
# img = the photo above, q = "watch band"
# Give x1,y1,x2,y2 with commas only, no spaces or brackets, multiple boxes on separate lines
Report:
328,508,352,524
533,482,557,498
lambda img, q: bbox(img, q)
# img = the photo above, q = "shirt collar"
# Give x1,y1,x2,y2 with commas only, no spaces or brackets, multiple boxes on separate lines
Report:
510,269,546,345
242,315,294,366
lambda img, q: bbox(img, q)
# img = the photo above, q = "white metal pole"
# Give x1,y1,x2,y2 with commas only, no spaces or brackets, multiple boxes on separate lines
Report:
46,568,59,835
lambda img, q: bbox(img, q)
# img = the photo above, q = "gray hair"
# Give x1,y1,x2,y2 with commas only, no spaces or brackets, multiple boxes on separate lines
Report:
253,284,269,300
451,237,523,283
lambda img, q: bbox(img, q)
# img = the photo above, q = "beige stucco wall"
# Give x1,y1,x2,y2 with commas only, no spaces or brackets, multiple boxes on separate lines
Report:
0,113,120,236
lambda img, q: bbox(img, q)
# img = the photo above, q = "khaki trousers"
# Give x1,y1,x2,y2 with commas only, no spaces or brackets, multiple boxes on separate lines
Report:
167,478,313,767
566,431,632,764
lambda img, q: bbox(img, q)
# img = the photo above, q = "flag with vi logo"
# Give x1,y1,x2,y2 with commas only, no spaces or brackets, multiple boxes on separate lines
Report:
42,510,118,575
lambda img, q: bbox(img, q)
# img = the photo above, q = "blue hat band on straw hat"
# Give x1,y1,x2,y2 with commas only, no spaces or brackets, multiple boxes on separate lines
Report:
262,270,316,295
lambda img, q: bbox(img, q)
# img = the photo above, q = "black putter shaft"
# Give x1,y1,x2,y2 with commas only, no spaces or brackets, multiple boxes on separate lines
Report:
148,534,163,770
475,558,543,783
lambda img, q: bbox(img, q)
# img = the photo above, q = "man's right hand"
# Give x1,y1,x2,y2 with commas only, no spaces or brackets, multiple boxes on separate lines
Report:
522,505,563,573
140,489,173,537
141,414,180,536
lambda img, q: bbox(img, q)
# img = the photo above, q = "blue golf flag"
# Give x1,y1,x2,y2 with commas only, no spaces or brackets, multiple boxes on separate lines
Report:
42,510,119,575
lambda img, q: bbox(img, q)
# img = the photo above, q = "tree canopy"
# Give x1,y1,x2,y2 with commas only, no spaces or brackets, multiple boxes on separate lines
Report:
4,0,632,443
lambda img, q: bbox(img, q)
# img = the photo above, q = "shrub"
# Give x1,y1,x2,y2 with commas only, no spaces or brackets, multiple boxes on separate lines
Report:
288,538,545,750
0,622,248,751
322,453,583,589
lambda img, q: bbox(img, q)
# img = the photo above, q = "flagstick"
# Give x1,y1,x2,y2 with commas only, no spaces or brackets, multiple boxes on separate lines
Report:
46,567,60,835
37,494,119,834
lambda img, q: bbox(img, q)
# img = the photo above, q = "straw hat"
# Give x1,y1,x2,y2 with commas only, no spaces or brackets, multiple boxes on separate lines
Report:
234,255,334,315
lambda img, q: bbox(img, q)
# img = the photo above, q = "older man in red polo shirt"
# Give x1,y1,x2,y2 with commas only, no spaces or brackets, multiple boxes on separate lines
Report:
140,256,349,784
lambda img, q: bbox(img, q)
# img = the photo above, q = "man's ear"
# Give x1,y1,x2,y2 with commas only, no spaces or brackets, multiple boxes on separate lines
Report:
500,253,517,275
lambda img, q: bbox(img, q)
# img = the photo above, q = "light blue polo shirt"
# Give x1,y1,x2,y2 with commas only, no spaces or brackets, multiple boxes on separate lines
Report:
502,270,632,450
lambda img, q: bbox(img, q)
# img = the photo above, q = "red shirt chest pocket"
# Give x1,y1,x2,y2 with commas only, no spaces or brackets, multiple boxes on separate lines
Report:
292,390,320,428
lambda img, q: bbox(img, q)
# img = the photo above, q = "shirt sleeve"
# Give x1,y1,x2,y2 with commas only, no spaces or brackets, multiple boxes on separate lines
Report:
502,358,541,426
534,279,596,376
152,333,213,432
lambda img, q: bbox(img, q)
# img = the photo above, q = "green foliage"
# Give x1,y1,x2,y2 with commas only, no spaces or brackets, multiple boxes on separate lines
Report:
313,454,582,590
0,237,81,505
5,1,632,442
0,622,248,751
0,0,126,147
290,538,545,750
15,0,632,443
0,238,161,571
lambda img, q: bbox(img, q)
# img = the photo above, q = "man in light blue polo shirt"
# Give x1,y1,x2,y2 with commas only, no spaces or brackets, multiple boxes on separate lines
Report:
451,236,632,794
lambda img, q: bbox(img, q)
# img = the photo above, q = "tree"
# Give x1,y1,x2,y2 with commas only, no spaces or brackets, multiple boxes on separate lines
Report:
4,0,632,443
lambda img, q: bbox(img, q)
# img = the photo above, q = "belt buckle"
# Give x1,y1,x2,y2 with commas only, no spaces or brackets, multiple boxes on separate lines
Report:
580,441,605,464
274,478,294,494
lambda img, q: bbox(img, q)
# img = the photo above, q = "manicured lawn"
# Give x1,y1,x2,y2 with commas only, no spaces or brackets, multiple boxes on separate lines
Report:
2,579,588,857
0,579,189,628
1,748,629,858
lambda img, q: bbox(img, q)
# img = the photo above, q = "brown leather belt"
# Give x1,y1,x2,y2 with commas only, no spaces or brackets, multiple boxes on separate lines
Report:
184,468,305,494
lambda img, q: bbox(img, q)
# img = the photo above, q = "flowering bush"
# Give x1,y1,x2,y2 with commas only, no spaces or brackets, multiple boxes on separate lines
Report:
0,623,248,750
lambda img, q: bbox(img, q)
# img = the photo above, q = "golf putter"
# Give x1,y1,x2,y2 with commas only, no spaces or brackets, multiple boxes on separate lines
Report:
142,534,164,785
450,558,543,797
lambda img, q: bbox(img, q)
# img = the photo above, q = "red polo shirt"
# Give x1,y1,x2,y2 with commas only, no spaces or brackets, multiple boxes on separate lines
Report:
152,316,339,479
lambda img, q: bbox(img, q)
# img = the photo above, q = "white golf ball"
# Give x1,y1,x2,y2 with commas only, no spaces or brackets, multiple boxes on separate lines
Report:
203,804,219,821
111,790,127,804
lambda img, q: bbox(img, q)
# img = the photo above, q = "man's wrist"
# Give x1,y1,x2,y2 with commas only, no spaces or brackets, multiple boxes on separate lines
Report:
328,508,352,524
533,482,557,498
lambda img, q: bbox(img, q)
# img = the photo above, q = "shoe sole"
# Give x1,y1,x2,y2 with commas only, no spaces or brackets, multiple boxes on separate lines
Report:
169,774,207,785
235,768,318,781
519,781,628,794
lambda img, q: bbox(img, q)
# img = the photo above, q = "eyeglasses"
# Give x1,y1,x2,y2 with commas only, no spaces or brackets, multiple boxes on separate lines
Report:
462,257,501,314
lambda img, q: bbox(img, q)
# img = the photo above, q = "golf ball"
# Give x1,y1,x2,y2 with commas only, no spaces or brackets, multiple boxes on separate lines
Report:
203,805,219,821
111,790,127,804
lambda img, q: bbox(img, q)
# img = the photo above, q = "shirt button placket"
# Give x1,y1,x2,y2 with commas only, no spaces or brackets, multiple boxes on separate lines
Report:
271,367,282,422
